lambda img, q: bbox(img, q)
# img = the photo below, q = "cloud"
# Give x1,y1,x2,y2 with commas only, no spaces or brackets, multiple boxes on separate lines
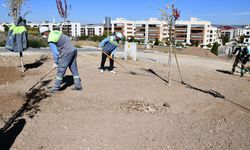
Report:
232,12,250,16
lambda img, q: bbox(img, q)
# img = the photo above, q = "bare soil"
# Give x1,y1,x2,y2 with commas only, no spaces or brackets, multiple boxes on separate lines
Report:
0,52,249,150
0,67,24,85
178,47,217,58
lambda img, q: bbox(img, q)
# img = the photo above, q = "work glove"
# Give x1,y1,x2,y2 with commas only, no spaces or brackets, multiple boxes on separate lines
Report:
53,63,58,69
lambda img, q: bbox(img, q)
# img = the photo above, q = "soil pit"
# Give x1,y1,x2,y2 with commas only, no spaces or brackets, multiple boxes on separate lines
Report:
0,67,24,85
120,100,170,114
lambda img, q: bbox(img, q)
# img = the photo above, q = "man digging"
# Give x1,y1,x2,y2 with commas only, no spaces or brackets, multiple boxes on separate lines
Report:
99,32,123,74
231,45,250,77
39,27,82,93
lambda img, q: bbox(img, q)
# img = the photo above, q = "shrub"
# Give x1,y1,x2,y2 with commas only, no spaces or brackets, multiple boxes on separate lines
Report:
194,40,200,47
0,40,6,47
222,36,229,45
29,39,48,48
211,42,219,56
27,27,40,36
74,44,82,48
207,43,212,48
79,35,90,40
154,39,160,46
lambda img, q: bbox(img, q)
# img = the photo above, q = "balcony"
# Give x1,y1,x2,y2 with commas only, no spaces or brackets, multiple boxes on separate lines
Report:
191,28,204,31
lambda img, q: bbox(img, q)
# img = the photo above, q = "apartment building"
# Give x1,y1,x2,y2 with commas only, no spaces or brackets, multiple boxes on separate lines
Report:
61,22,81,37
81,24,104,36
37,21,81,37
104,18,168,42
175,18,220,45
104,18,135,39
0,24,5,32
135,18,168,42
243,25,250,46
234,28,245,37
219,26,236,41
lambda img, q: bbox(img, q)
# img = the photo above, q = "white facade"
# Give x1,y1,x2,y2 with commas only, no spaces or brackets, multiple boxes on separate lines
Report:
0,24,4,32
220,29,235,41
135,18,168,42
61,22,81,37
27,22,40,28
39,22,60,31
107,18,168,42
234,28,245,37
38,22,81,37
81,24,104,36
206,26,221,45
243,28,250,45
175,18,220,45
110,18,135,39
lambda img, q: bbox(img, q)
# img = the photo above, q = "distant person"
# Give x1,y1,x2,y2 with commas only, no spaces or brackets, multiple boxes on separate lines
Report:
39,27,82,93
231,45,250,77
99,32,123,74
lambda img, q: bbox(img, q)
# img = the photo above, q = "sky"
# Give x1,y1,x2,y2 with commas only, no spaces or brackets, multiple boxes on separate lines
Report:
0,0,250,25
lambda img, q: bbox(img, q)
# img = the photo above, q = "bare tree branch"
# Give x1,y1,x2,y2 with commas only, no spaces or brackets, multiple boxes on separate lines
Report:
6,0,30,21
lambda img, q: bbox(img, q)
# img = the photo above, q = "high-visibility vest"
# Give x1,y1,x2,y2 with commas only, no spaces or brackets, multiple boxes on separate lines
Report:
5,24,28,52
48,30,62,43
103,36,119,52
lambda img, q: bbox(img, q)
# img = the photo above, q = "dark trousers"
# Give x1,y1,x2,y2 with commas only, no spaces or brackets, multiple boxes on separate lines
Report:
54,50,82,90
232,55,249,76
100,52,114,71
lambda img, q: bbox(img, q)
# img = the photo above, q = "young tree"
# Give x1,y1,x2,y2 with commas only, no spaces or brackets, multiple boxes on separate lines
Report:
6,0,30,72
6,0,30,21
56,0,71,23
56,0,71,35
160,1,183,85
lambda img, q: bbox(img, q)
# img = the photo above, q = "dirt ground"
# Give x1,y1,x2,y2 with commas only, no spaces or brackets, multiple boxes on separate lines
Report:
177,47,217,58
0,52,249,150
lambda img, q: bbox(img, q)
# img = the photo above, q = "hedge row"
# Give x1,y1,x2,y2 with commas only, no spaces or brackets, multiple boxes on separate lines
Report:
0,39,48,48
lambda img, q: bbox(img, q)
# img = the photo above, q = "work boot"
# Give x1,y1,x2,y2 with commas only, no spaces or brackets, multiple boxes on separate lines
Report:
47,87,59,94
73,77,82,91
71,86,83,91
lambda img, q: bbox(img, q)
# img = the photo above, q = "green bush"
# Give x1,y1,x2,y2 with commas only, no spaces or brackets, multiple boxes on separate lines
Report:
211,42,219,56
0,40,6,47
27,27,40,36
222,36,229,45
194,40,200,47
29,39,48,48
78,35,107,42
207,43,212,48
74,44,82,48
154,39,160,46
79,35,90,40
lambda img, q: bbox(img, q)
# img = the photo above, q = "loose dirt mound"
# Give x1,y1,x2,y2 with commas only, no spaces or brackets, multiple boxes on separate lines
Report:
0,67,23,85
178,47,217,58
120,100,170,114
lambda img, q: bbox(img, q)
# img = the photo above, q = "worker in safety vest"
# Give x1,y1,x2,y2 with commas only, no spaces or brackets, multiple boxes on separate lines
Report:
39,27,82,93
232,45,250,77
99,32,123,74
